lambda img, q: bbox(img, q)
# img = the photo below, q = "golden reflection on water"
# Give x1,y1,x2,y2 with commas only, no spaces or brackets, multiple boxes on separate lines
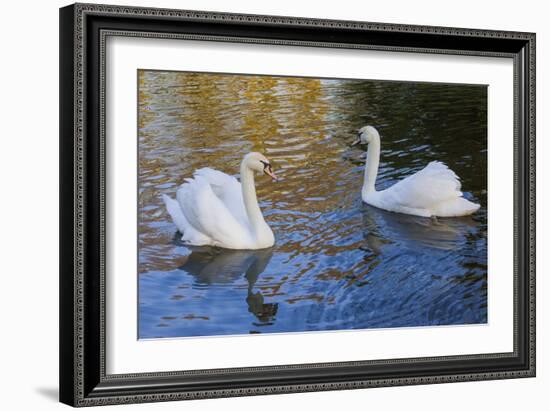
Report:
138,71,355,269
138,70,488,338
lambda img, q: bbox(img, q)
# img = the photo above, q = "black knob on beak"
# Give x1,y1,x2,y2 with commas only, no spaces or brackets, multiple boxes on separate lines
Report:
351,132,361,146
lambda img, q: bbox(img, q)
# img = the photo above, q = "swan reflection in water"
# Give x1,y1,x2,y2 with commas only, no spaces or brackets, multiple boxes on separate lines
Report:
360,203,482,255
177,247,277,325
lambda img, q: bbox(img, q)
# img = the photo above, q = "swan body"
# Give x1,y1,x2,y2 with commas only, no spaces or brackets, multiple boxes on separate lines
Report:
354,126,480,218
163,152,277,250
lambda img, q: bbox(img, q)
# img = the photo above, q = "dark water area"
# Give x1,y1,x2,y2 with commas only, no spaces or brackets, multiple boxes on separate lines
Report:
138,70,487,339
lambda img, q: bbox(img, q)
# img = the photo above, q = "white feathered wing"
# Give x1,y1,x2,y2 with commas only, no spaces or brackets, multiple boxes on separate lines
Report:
162,168,253,249
192,168,249,228
379,161,480,217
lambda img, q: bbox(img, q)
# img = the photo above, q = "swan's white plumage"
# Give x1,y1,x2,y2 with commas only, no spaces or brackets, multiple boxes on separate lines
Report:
382,161,461,208
192,168,249,227
162,194,211,245
163,153,275,250
179,175,251,247
357,126,480,218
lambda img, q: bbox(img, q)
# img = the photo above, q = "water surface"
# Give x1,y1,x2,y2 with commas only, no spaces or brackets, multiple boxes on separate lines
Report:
138,70,487,339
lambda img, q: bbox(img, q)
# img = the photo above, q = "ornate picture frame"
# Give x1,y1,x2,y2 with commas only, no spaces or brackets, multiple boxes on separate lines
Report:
59,3,535,407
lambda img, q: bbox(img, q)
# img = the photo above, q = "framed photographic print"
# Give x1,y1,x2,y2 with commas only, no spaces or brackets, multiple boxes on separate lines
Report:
59,3,535,407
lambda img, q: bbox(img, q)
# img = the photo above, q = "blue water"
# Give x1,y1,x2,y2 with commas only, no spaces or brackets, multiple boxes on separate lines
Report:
138,71,487,339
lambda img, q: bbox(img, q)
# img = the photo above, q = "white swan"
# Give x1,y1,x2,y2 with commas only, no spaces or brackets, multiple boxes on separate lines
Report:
162,152,278,250
353,126,480,217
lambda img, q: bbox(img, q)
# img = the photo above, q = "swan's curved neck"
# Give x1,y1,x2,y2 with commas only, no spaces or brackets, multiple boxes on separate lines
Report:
240,162,268,236
363,134,380,195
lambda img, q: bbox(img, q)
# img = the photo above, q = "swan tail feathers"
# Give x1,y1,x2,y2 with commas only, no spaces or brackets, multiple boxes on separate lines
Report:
162,194,189,234
164,191,214,245
431,197,481,217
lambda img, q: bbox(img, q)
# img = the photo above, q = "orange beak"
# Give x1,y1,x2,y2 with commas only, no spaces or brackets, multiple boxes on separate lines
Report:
264,167,278,182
